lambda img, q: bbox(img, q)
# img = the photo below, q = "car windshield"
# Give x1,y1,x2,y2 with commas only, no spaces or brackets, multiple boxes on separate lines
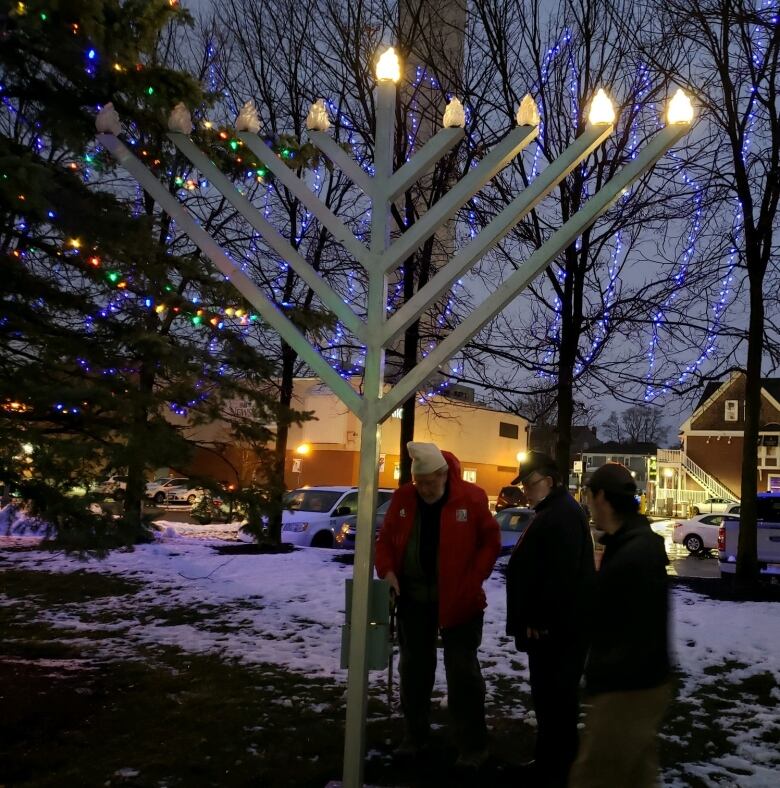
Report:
497,509,532,531
285,489,343,513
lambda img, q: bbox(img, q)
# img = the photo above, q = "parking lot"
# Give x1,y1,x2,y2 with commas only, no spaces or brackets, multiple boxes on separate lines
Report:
650,519,720,579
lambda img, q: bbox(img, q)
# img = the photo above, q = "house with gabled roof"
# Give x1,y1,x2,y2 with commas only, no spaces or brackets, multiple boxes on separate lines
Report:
656,372,780,510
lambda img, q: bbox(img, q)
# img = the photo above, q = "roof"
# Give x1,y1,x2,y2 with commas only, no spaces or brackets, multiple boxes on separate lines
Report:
583,440,658,455
694,376,780,412
693,382,723,413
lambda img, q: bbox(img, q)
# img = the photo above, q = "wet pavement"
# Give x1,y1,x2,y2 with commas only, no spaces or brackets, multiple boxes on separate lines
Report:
650,519,719,579
592,519,720,579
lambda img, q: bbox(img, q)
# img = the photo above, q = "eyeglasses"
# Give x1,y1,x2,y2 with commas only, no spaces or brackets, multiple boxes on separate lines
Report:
520,475,548,490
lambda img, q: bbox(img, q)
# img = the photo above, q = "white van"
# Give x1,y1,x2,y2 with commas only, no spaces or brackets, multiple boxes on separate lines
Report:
281,486,395,548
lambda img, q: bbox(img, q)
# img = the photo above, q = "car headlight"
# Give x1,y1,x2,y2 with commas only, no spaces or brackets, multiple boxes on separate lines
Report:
340,523,350,534
283,522,309,532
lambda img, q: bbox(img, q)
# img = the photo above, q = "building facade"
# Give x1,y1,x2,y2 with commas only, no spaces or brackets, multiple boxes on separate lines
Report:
581,442,657,493
657,373,780,509
175,377,528,498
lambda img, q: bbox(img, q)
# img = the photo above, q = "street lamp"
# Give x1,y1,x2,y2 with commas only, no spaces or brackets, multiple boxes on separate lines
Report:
516,451,528,464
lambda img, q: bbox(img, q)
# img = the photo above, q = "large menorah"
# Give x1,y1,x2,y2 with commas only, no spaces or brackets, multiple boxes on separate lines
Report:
97,46,692,786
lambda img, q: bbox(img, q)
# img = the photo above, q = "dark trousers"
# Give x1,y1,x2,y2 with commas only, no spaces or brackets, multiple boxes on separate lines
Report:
527,638,588,787
397,601,487,753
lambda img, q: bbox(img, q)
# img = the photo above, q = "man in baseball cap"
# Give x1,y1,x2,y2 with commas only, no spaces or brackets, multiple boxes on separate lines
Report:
505,450,595,787
569,463,671,787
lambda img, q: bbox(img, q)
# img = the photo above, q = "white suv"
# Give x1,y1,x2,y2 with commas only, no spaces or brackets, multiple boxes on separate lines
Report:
145,477,189,504
281,486,395,548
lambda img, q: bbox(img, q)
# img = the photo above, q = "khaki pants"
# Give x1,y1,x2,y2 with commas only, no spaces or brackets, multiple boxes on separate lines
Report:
568,683,671,788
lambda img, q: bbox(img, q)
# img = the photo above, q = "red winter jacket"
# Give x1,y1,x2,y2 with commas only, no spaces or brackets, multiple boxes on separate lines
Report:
375,451,501,629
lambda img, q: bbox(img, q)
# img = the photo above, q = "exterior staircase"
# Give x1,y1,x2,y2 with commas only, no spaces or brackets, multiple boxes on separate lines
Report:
658,449,739,500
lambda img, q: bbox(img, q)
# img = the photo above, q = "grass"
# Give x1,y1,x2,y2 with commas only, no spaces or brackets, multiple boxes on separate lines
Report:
1,567,778,787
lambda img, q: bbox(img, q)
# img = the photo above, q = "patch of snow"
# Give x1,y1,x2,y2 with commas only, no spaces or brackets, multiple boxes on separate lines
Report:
1,534,779,781
0,503,53,537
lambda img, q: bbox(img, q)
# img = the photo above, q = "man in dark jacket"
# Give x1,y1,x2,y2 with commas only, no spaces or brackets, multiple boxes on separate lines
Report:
505,451,595,788
375,442,501,769
568,462,671,788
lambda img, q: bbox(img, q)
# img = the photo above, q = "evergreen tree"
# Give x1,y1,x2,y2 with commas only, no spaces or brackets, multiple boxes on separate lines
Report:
0,1,301,546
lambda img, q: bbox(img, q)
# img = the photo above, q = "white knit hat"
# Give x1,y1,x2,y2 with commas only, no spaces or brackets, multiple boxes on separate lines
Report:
407,441,448,475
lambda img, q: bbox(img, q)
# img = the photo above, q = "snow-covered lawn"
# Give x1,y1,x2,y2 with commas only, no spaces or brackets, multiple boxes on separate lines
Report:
1,521,779,786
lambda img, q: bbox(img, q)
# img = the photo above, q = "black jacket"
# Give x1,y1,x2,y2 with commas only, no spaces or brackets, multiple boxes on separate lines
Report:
505,486,595,649
585,515,671,694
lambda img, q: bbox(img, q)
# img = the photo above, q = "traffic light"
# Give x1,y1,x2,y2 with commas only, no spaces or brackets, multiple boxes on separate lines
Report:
648,456,658,482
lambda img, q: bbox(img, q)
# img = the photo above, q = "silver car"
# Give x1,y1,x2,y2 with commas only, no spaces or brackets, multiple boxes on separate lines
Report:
690,498,739,516
335,500,392,549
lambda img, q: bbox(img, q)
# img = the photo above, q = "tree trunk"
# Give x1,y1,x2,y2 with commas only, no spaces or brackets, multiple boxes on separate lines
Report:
398,258,420,486
267,341,297,544
555,244,582,485
124,360,155,527
735,263,764,590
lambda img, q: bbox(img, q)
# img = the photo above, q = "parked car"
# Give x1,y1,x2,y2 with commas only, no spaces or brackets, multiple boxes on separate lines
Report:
145,476,189,504
495,485,526,512
495,506,534,552
165,483,209,505
95,475,128,496
719,493,780,582
281,486,395,548
335,500,391,549
691,497,739,516
673,512,736,554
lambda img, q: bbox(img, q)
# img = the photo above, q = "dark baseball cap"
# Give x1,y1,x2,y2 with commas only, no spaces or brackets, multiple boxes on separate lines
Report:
511,451,558,485
587,462,638,495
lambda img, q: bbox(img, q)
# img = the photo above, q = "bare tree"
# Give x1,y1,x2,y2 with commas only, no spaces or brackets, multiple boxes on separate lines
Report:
456,0,693,478
603,405,667,444
624,0,780,588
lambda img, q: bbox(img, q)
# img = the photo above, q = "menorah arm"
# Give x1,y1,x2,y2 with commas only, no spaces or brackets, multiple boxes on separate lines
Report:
239,134,372,268
385,127,465,202
383,124,613,345
378,123,689,421
168,133,366,343
382,124,539,273
307,130,374,197
98,133,365,417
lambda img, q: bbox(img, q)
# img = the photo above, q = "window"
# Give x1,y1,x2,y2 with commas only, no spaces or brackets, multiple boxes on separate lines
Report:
336,492,359,515
463,469,477,483
499,422,519,439
284,490,343,512
724,400,739,421
393,463,401,481
377,491,394,507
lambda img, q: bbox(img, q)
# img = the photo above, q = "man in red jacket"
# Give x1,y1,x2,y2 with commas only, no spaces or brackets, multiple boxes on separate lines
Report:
375,441,501,769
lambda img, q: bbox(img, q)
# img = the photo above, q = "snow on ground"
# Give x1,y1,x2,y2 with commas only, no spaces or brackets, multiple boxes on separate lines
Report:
1,520,779,786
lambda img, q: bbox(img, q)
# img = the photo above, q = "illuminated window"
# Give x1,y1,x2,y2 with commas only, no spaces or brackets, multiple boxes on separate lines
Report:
463,469,477,483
